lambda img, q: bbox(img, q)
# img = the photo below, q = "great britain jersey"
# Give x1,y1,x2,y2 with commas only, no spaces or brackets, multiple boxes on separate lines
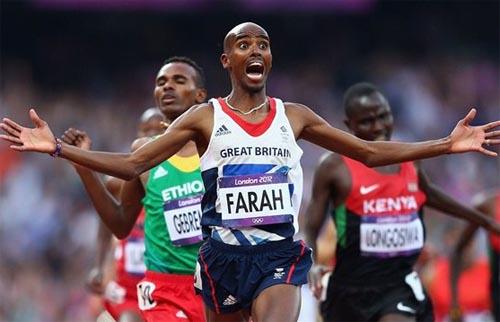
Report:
142,153,204,274
200,97,303,246
331,157,427,286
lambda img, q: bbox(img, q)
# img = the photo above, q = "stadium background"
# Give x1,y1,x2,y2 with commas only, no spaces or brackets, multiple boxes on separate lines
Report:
1,0,498,321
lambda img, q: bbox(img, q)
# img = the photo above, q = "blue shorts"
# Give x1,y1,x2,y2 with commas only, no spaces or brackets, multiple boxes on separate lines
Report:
195,238,312,314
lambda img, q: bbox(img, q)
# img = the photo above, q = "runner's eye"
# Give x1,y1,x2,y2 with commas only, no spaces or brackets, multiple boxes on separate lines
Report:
239,42,249,50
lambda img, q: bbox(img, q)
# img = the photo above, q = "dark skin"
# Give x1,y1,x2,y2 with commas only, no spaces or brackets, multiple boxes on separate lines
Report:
71,110,164,322
62,62,209,320
449,191,498,322
62,63,206,239
304,92,500,322
2,22,500,322
85,176,119,296
2,25,500,179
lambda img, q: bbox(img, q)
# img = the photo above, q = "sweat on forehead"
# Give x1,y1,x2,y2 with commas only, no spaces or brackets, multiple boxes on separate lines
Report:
223,22,268,52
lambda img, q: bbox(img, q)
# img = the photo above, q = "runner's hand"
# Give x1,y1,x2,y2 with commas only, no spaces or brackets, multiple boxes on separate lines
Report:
86,267,105,295
308,264,330,300
1,109,57,153
449,108,500,156
61,128,92,150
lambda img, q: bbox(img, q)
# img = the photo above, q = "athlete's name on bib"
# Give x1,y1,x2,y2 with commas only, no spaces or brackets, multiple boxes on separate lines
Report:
363,196,418,214
220,173,287,214
124,239,146,274
173,210,201,234
218,172,293,227
220,146,291,159
360,213,424,258
226,189,285,214
164,194,203,246
162,180,204,202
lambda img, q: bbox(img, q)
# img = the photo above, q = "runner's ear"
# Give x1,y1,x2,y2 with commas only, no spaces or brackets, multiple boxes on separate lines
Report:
195,88,207,104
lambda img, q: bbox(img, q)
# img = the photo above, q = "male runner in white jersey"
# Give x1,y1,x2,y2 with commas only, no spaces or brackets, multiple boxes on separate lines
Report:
2,22,500,322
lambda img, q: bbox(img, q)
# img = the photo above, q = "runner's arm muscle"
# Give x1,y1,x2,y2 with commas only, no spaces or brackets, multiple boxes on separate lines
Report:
1,104,210,179
287,103,499,167
305,154,339,260
74,138,149,238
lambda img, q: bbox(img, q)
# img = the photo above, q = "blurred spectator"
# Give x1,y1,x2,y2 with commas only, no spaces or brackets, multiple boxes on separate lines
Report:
1,1,498,320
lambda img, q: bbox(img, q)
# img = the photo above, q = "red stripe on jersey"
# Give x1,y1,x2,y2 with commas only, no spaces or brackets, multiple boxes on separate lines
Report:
218,97,276,137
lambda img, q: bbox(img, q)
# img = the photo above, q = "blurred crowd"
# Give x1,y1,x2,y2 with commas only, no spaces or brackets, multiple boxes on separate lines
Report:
1,2,498,321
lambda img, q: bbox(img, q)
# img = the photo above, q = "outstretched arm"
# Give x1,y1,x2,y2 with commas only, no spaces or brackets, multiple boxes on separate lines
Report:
418,167,500,234
289,104,500,167
1,105,209,179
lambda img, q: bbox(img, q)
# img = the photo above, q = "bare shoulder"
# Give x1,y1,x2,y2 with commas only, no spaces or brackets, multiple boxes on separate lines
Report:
283,102,314,116
316,152,345,176
104,176,124,197
472,190,498,212
178,102,214,131
185,102,213,119
131,137,152,152
283,102,320,137
319,152,344,169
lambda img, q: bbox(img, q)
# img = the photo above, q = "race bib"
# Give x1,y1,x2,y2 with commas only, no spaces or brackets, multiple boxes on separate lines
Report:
104,280,126,304
124,240,146,274
360,213,424,257
137,281,157,311
163,194,203,246
218,172,294,227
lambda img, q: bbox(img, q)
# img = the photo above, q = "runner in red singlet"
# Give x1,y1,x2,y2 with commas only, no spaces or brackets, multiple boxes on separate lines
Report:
450,190,499,322
78,107,164,322
2,23,500,322
305,83,500,322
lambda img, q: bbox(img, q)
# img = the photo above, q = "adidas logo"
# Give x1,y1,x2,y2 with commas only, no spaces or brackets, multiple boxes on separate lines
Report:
153,166,168,179
222,294,238,306
273,267,285,280
215,124,231,137
280,125,287,132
